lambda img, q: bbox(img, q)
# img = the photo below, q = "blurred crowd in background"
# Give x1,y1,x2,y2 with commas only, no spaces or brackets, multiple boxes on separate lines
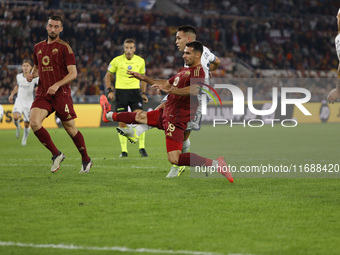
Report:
0,0,339,102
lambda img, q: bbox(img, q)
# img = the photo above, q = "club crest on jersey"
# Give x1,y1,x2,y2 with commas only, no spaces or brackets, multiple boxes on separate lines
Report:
42,56,50,66
52,48,58,55
184,71,191,76
173,77,179,86
128,65,132,70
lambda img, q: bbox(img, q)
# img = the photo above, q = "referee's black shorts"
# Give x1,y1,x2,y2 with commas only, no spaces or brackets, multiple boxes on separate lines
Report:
115,89,143,112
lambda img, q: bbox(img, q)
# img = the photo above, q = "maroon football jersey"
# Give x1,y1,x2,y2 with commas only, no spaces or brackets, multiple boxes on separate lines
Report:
33,39,76,97
165,64,205,127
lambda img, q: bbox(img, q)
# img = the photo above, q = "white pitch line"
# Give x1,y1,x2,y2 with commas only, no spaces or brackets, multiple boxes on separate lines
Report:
0,163,157,169
0,241,223,255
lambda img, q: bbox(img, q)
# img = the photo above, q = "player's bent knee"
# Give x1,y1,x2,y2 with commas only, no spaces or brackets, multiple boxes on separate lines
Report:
62,120,78,137
29,118,41,131
13,113,20,121
167,153,179,165
135,111,147,122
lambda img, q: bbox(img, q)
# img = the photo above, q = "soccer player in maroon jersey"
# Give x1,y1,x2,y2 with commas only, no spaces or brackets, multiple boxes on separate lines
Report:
26,15,92,173
100,41,233,183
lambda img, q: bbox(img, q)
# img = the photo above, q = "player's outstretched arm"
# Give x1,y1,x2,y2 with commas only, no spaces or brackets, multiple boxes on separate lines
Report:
127,70,168,86
167,84,201,97
151,81,172,93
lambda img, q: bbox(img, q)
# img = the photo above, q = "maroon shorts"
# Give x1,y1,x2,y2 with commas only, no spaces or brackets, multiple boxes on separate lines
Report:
31,95,77,121
147,108,186,152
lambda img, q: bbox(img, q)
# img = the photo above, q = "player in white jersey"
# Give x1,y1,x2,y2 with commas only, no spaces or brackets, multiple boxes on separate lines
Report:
8,60,38,145
328,8,340,103
118,25,220,177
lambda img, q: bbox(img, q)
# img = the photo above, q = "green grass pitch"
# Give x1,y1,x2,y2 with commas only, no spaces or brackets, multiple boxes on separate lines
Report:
0,124,339,255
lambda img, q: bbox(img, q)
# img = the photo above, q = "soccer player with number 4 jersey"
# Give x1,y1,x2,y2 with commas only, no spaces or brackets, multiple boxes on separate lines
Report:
27,15,92,173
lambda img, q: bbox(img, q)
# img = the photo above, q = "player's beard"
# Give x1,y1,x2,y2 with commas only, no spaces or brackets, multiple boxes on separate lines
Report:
184,59,193,66
48,33,58,40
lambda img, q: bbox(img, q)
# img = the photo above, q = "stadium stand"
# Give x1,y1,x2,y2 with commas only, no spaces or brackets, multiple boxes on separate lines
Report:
0,0,339,102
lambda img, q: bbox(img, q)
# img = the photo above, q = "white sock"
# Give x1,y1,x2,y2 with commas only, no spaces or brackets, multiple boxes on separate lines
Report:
106,112,113,121
23,127,30,138
136,124,153,136
14,119,19,127
182,139,190,153
22,127,30,145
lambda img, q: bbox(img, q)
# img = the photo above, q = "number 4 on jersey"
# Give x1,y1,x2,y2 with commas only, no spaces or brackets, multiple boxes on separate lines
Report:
65,104,69,113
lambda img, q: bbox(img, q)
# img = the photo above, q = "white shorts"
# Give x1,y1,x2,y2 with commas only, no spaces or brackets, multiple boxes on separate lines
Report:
186,95,203,131
161,93,207,131
13,100,32,122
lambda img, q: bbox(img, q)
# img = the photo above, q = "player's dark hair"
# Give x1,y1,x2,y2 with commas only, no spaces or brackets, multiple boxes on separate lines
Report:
177,25,197,36
124,38,136,45
22,59,33,67
186,41,203,55
48,15,64,25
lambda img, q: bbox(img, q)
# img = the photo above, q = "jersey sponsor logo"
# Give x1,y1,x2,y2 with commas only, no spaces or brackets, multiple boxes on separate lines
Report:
42,55,53,72
173,77,179,86
52,48,58,55
128,65,132,70
37,50,42,55
42,56,50,66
